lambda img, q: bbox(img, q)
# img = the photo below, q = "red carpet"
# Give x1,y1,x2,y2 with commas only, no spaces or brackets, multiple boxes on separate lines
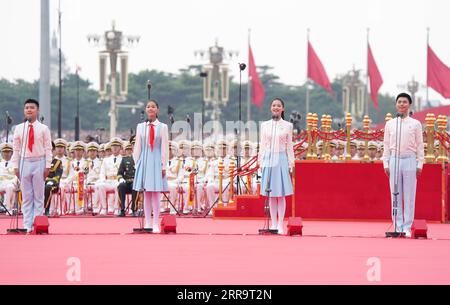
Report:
1,216,450,284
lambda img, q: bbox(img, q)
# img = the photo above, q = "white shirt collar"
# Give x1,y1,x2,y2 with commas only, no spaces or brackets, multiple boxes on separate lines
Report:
147,119,160,126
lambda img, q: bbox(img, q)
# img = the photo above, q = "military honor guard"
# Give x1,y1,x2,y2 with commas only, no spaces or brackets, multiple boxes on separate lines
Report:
368,141,378,161
166,141,184,214
64,141,89,215
206,139,231,208
85,142,101,212
96,137,123,215
117,136,137,217
0,143,18,215
177,140,191,213
44,142,63,216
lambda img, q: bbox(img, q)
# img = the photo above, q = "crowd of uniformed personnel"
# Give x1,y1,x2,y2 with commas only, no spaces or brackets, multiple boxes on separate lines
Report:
0,135,444,217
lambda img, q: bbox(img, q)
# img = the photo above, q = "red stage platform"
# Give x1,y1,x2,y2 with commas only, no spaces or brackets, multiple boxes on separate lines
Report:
214,161,448,222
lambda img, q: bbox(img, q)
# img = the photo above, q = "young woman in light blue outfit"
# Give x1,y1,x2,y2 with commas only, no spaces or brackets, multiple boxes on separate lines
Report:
133,100,169,233
258,98,295,234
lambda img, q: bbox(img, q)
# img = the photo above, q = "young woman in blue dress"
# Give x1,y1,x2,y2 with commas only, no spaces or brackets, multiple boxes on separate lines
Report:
258,98,295,234
133,100,169,233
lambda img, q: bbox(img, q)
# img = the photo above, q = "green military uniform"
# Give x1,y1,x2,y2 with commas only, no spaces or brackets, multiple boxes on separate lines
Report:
44,158,63,215
117,155,137,216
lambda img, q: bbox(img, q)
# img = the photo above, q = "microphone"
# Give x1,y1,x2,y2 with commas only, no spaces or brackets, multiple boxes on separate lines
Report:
396,113,404,118
5,111,12,124
40,115,44,123
239,63,247,71
24,116,32,123
272,114,279,120
140,110,145,122
147,80,152,100
186,114,191,123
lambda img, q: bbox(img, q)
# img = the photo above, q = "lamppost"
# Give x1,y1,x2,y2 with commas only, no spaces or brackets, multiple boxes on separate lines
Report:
74,66,80,140
87,21,139,139
195,40,238,124
407,77,419,111
199,72,208,142
397,76,425,112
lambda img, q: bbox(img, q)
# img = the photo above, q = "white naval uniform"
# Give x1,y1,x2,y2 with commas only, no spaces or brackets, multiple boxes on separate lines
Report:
206,155,231,207
195,157,211,210
64,158,89,214
96,154,122,215
0,159,18,213
86,157,101,211
166,157,184,213
183,156,208,212
49,155,69,215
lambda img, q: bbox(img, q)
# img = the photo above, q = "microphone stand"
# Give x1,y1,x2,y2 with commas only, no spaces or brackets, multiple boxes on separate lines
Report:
386,113,405,238
5,112,12,143
259,116,279,234
236,63,246,196
7,118,30,234
1,114,13,215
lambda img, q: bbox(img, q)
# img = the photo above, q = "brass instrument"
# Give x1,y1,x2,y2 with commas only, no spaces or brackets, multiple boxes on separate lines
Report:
228,158,235,205
187,159,197,209
217,158,224,207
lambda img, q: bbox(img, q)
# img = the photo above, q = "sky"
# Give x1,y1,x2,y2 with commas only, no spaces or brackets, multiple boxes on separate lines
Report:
1,0,450,103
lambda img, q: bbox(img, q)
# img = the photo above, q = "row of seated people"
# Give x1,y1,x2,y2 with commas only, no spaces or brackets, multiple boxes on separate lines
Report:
0,137,260,217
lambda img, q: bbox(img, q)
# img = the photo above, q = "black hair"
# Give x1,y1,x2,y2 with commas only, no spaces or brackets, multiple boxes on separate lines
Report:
51,141,55,150
271,97,285,120
147,99,159,118
24,98,39,108
396,93,412,104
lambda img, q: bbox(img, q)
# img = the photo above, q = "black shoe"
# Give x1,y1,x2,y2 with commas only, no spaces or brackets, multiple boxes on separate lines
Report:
118,211,126,217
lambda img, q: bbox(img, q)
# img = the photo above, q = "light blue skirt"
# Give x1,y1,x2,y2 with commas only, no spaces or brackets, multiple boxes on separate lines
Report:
133,146,168,192
260,152,293,197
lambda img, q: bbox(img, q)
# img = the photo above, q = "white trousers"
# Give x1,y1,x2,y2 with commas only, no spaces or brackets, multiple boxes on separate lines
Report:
20,157,45,231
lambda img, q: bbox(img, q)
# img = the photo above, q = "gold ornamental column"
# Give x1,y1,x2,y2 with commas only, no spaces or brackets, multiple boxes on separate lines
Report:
363,115,370,162
345,113,352,161
436,115,448,164
425,113,436,164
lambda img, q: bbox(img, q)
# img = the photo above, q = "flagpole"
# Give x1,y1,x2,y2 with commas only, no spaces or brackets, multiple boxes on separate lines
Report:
306,28,310,117
426,27,430,107
366,28,370,116
247,28,251,123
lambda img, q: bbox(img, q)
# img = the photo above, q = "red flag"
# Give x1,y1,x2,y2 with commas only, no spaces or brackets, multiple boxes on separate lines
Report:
427,45,450,99
307,41,334,97
248,45,265,108
367,44,383,109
